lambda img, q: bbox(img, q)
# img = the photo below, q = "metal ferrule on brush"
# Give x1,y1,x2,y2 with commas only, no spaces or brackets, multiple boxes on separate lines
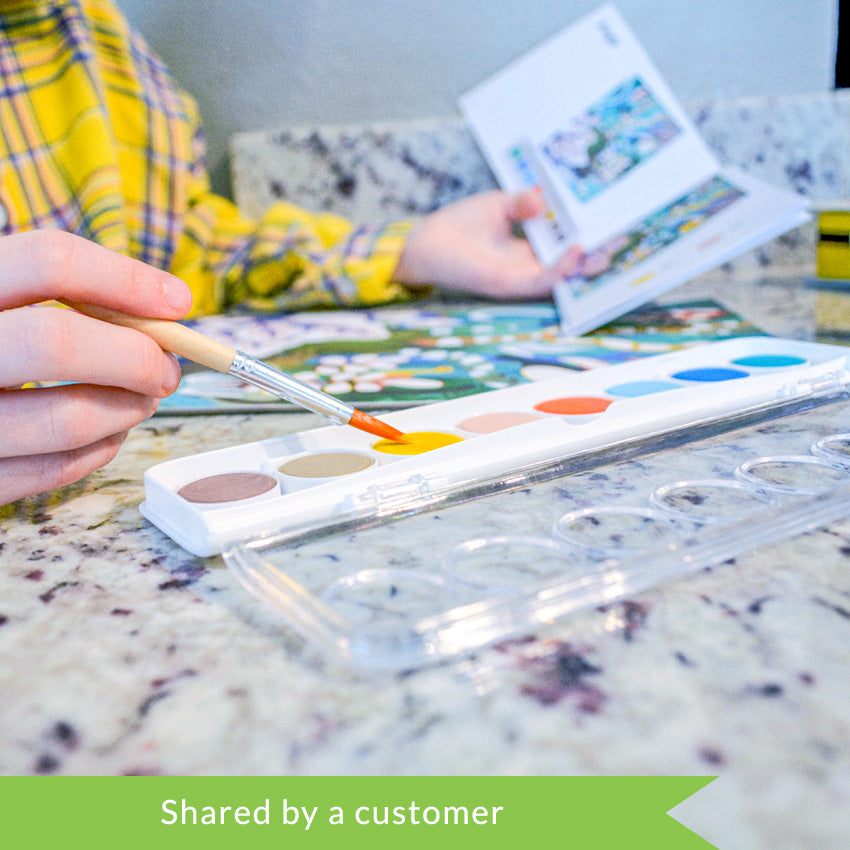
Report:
228,350,354,424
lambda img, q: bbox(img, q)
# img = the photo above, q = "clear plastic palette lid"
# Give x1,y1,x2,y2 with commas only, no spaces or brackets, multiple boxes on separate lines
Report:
223,392,850,672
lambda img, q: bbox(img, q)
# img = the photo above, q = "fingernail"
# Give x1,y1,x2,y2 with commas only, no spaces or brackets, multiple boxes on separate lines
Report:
163,276,192,313
162,352,183,395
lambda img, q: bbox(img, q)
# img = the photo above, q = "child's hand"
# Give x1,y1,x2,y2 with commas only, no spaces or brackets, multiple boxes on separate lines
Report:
393,188,582,298
0,231,192,505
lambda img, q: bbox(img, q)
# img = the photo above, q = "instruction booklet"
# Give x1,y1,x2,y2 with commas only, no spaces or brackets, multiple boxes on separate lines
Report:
459,4,810,336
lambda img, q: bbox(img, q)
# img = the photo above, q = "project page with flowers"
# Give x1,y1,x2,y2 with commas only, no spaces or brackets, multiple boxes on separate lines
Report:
155,299,763,414
459,4,810,336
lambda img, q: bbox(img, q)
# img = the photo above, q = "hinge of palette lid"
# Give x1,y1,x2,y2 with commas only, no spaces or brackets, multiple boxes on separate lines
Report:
355,474,448,512
780,370,850,398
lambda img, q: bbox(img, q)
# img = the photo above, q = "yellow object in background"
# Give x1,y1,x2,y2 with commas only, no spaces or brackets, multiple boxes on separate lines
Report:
813,205,850,342
816,208,850,279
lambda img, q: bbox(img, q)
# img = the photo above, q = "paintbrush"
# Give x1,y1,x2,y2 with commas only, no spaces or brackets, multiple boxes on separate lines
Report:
61,301,409,443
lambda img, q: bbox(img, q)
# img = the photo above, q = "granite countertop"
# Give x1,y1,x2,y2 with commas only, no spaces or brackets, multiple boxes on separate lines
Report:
1,273,849,850
3,92,850,849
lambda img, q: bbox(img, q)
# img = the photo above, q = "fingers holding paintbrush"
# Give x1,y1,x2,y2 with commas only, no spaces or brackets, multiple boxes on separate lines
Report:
59,301,410,443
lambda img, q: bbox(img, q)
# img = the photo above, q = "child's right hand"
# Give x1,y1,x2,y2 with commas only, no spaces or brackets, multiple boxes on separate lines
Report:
0,230,192,506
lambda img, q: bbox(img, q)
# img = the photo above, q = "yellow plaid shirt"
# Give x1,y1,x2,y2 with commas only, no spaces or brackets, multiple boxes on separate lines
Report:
0,0,413,315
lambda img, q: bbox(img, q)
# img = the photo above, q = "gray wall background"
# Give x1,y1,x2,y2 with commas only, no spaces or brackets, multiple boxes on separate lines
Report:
120,1,838,195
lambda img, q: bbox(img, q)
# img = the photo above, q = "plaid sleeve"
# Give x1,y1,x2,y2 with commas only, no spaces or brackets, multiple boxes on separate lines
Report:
0,0,419,317
169,116,418,317
93,0,419,318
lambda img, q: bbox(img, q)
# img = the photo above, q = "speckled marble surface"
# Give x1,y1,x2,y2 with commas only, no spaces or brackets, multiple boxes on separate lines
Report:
230,90,850,274
2,94,850,850
1,359,850,850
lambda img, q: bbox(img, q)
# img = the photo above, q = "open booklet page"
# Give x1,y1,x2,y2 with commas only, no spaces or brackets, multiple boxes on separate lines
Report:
459,4,810,336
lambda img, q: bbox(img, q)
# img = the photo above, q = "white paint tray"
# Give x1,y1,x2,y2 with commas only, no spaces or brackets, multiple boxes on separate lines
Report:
143,338,850,557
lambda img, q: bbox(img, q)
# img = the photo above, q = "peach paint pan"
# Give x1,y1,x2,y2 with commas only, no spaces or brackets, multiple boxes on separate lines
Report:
141,337,850,556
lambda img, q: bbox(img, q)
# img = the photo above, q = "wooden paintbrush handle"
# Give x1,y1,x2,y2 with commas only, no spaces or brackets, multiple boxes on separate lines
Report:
60,300,237,374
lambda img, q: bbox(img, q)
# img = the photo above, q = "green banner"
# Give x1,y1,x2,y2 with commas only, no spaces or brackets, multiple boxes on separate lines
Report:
1,776,715,849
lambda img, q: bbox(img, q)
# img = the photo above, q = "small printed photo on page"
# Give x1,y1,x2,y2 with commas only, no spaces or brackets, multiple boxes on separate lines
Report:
540,75,682,204
564,174,746,300
554,166,810,336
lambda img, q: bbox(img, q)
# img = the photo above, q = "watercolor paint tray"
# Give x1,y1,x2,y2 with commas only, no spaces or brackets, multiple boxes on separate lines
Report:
142,337,850,558
222,394,850,671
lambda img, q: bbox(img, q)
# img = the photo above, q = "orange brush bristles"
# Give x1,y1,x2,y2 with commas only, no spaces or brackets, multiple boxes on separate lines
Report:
348,409,410,443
